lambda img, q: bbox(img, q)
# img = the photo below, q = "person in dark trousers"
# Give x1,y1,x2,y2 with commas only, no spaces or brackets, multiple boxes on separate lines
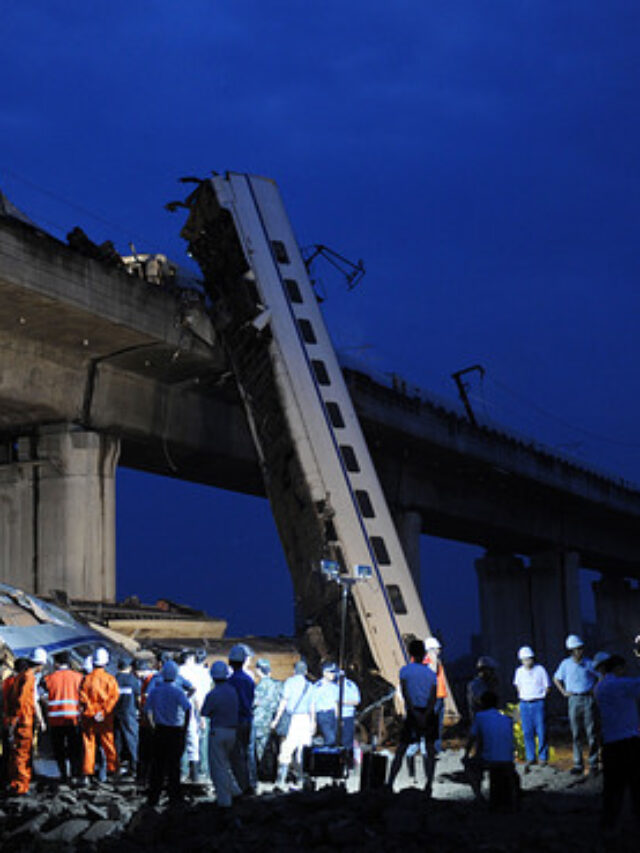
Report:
134,657,157,787
145,660,191,807
387,639,437,795
463,690,519,811
593,654,640,836
201,661,241,808
312,662,339,746
43,652,83,782
467,656,500,720
114,658,141,777
227,644,255,794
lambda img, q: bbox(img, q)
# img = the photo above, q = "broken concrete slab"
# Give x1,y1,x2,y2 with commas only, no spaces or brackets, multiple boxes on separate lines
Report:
5,811,49,838
40,817,92,843
83,819,120,842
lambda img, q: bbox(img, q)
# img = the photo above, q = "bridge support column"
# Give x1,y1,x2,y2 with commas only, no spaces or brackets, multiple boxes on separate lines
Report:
528,551,581,666
592,575,640,654
393,509,422,590
476,550,581,710
0,425,120,600
475,554,530,690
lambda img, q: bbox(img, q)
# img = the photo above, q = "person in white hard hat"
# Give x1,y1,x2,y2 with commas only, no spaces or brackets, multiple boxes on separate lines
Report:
513,646,551,770
79,647,120,784
553,634,599,775
424,637,447,753
5,650,47,794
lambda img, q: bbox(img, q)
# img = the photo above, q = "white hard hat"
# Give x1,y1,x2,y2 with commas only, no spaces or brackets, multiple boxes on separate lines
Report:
93,647,109,667
425,637,442,651
565,634,584,651
518,646,535,661
83,656,94,673
31,647,47,665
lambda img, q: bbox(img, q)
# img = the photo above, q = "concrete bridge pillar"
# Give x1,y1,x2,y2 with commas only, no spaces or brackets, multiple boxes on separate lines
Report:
393,509,422,590
528,551,581,668
592,575,640,654
475,550,581,707
0,425,120,600
475,553,530,695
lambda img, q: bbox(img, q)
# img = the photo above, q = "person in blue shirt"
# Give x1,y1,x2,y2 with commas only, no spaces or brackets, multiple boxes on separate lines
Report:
593,654,640,834
114,659,141,777
145,660,191,807
463,690,518,810
227,644,255,795
338,668,361,754
201,661,241,808
387,639,437,794
553,634,599,775
312,662,339,746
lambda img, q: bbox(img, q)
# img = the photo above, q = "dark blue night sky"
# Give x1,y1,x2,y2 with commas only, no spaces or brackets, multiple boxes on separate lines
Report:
2,2,639,658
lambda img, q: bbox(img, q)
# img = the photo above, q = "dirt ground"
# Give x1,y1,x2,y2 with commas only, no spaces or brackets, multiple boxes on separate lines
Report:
0,740,637,852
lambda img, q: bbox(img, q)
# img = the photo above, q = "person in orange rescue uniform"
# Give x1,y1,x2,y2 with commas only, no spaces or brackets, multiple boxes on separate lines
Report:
79,647,119,783
425,637,448,753
1,651,17,787
5,648,47,795
43,651,84,781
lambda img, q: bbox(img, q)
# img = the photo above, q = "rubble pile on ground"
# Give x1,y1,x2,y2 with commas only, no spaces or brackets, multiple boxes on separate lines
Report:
0,779,636,853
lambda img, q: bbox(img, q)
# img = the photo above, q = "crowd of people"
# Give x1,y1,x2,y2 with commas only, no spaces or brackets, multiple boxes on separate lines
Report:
0,642,361,809
1,631,639,836
392,633,640,834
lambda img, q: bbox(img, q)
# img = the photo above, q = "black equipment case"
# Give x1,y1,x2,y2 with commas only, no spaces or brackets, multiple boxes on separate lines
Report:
360,750,388,790
302,745,349,779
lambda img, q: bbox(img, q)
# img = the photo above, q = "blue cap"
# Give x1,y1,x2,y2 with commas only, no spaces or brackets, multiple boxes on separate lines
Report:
162,660,179,681
228,644,247,663
211,661,229,681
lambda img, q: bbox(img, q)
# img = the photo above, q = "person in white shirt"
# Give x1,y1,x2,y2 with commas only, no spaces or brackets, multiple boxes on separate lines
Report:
178,649,212,782
513,645,551,769
271,660,314,790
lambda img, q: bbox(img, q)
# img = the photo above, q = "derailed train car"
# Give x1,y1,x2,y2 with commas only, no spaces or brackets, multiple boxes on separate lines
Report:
0,583,118,667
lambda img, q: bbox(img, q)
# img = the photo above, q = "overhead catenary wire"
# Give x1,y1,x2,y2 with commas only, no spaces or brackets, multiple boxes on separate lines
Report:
0,166,166,253
484,375,640,450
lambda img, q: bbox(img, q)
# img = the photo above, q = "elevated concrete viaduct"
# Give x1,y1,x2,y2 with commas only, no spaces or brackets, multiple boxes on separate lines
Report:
1,213,639,672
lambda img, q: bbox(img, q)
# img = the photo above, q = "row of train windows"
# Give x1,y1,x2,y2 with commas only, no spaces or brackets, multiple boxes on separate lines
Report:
273,248,408,618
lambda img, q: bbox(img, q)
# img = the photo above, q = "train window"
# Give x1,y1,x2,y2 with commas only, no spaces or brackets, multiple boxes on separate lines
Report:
298,319,317,344
340,445,360,472
326,402,345,428
284,278,303,303
312,360,331,385
355,490,375,518
272,241,290,264
370,536,390,565
386,585,408,614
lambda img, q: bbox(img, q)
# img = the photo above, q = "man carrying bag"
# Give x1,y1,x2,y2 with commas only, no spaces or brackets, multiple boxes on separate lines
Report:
271,660,314,790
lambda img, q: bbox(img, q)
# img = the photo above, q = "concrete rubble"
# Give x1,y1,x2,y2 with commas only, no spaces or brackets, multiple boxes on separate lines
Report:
0,750,638,853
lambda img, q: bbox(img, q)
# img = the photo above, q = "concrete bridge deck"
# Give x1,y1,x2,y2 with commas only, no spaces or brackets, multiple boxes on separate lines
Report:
2,213,639,577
